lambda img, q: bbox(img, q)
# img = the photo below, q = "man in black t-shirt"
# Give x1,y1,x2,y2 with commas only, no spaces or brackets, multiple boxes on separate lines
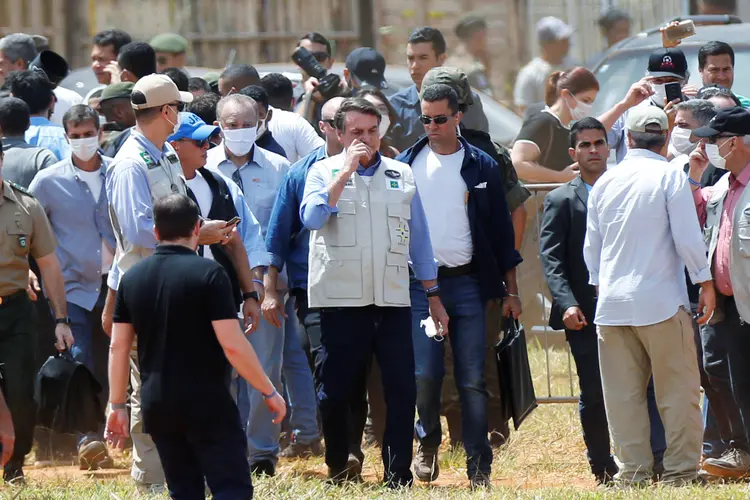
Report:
105,194,285,499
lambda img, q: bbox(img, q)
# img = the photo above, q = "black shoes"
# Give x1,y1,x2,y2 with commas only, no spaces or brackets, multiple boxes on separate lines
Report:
250,459,276,477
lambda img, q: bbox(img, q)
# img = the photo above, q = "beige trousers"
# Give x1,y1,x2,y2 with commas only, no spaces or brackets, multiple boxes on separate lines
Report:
129,350,165,485
598,308,702,484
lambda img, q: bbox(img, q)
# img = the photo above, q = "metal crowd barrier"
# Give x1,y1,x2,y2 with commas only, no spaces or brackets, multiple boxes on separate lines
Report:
522,183,577,404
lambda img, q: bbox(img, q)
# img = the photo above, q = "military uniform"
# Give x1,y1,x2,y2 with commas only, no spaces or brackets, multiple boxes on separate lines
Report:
0,180,57,478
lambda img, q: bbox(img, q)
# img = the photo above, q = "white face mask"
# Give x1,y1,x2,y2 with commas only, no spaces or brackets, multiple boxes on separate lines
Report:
69,136,100,162
256,117,267,142
378,115,390,139
568,96,594,121
705,140,732,170
670,126,696,155
222,126,256,156
165,107,181,135
651,83,668,108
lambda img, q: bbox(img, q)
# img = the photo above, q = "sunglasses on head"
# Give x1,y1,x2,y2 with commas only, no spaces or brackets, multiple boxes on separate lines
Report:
419,114,452,125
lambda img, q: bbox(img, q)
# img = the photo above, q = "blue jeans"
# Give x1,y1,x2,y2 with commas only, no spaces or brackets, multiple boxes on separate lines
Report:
411,275,492,477
69,302,97,371
282,295,320,445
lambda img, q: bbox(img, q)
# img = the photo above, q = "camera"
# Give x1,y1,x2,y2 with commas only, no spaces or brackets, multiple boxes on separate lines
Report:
291,46,341,100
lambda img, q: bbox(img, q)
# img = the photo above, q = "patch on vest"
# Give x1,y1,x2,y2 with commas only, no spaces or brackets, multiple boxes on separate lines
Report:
384,169,401,179
332,168,354,187
386,178,402,190
395,222,409,245
140,151,157,168
166,153,179,163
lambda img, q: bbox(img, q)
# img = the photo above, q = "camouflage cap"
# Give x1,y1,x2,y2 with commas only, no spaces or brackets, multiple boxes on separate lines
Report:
420,66,474,106
99,82,134,103
149,33,188,54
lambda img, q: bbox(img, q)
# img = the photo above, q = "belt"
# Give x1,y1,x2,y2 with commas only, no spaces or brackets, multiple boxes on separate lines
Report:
0,290,27,307
437,262,474,279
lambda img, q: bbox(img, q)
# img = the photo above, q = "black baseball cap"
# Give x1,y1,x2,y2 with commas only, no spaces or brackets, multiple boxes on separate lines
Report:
345,47,387,89
647,48,688,80
693,107,750,138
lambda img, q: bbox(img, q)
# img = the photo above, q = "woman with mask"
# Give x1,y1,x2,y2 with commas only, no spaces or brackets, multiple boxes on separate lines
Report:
511,67,600,183
356,88,400,158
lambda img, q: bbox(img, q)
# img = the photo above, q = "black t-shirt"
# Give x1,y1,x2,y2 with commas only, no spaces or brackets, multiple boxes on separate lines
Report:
514,104,573,172
114,244,239,431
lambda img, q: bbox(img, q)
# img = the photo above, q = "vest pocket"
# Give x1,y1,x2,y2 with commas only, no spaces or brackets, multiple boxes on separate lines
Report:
739,220,750,257
328,200,357,246
323,247,363,299
384,252,410,304
387,203,411,254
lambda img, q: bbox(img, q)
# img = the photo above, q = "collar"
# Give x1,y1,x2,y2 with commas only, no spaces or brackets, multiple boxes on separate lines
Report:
69,154,109,179
731,161,750,187
357,152,382,175
131,130,169,162
2,136,27,149
30,116,54,126
214,143,258,169
155,244,197,255
0,179,20,206
407,85,419,105
623,148,667,162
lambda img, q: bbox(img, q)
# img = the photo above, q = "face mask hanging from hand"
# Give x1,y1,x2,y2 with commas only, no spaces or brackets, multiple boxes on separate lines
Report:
222,127,257,156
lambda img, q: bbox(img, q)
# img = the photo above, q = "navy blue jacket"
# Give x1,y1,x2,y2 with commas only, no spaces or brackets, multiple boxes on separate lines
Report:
396,136,522,300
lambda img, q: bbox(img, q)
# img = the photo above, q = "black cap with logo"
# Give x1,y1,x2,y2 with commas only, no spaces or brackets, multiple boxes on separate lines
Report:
647,48,688,80
693,107,750,138
345,47,387,89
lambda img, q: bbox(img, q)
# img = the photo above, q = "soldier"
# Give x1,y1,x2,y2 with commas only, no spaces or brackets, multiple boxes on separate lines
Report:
446,16,493,97
0,145,74,483
97,82,135,156
149,33,188,73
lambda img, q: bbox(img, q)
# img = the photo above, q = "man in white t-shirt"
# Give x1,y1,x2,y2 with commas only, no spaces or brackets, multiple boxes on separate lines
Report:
28,104,116,471
395,84,522,488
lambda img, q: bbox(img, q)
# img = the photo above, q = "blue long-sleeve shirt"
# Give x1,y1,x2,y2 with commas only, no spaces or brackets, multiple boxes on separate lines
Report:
300,153,437,281
265,145,326,289
26,116,71,161
29,155,117,310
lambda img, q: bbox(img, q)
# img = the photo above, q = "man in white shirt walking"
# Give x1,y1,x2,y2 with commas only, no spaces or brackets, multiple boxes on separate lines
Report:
584,105,716,486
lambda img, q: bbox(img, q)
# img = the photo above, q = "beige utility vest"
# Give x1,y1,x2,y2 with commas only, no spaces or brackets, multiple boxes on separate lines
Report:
109,135,187,274
703,171,750,322
308,153,415,308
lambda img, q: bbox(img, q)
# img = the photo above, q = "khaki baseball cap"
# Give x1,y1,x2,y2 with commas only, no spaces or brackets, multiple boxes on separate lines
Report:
625,105,668,133
130,74,193,110
420,66,474,106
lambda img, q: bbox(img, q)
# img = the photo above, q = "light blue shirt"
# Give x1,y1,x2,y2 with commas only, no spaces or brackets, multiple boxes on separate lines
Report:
206,145,290,237
300,153,438,281
26,116,71,161
584,182,593,193
583,148,712,327
29,155,116,310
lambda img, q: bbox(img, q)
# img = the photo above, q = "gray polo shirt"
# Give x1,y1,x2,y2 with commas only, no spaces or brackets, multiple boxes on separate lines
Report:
2,136,58,188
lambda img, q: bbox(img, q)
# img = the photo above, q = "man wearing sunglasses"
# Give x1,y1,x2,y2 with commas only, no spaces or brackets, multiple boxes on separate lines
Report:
396,84,521,489
102,75,238,492
688,107,750,479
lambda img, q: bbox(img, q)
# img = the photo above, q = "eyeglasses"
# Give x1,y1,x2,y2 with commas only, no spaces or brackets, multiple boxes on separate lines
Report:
167,102,185,112
311,52,330,63
419,114,453,125
708,134,735,144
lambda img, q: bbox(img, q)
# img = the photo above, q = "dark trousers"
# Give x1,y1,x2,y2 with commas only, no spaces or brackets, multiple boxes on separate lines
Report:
318,305,416,486
295,292,366,460
567,323,666,475
705,296,750,451
149,413,252,500
0,294,36,471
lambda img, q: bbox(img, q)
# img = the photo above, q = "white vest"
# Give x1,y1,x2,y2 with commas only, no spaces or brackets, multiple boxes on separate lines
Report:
307,154,415,308
109,134,187,273
704,171,750,322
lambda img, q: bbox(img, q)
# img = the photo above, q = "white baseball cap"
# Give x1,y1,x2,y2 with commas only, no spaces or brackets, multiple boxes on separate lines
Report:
130,74,193,110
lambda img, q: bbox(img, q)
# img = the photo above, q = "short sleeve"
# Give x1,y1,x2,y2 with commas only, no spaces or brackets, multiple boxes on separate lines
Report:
206,266,241,321
514,114,549,149
28,198,57,259
113,283,131,324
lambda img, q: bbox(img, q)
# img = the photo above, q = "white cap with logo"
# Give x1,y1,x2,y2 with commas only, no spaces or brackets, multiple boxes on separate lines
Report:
130,74,193,110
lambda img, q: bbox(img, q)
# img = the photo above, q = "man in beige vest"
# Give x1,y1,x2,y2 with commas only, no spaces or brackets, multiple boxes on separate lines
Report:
300,97,448,488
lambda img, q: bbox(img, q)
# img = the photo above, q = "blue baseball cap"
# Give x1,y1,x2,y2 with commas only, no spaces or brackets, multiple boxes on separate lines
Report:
168,112,219,142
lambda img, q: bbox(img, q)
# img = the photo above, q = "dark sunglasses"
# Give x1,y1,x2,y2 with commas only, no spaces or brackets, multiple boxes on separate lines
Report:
166,102,185,112
181,138,210,148
311,51,330,63
419,114,453,125
708,134,736,144
322,119,336,129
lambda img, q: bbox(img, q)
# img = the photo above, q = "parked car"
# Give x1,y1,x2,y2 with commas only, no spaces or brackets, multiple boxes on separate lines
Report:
591,17,750,117
60,63,522,146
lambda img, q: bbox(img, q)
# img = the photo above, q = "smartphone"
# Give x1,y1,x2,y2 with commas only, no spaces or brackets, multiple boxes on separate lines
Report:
665,82,682,103
225,216,241,227
663,20,696,42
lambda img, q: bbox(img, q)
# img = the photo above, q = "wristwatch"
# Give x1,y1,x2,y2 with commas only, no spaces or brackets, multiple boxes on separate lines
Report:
55,317,72,326
109,402,127,410
243,291,260,302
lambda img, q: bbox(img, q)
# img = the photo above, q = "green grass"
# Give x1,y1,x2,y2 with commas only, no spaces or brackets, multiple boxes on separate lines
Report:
3,343,749,499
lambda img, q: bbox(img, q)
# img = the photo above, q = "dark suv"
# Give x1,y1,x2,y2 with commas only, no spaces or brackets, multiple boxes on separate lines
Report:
591,17,749,117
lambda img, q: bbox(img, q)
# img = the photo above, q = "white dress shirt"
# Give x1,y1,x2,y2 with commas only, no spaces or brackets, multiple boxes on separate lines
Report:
185,171,215,260
205,144,290,235
411,144,472,267
584,148,712,327
267,107,324,163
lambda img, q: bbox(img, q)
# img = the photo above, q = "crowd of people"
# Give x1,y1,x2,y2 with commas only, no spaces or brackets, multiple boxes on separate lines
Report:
0,0,748,496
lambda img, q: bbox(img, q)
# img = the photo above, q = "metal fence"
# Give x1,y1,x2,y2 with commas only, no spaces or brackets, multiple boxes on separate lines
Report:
523,183,578,404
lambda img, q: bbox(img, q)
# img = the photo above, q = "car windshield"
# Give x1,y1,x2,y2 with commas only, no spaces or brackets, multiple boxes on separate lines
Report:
592,46,750,117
